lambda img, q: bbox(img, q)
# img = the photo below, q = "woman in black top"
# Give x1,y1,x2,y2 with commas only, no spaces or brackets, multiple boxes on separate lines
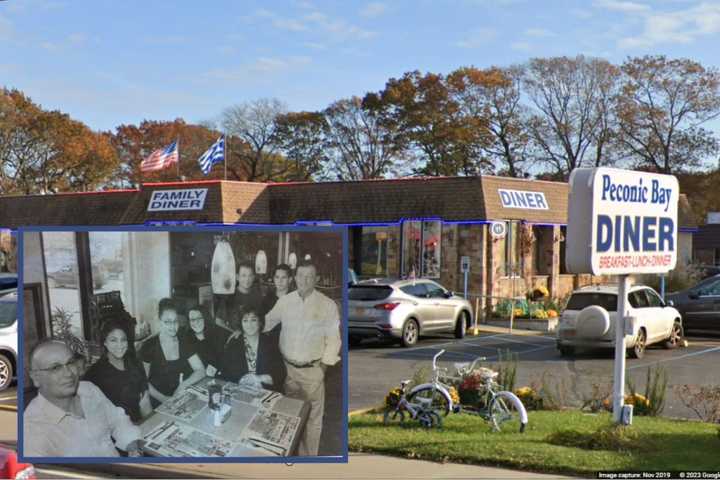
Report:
139,298,206,407
220,308,285,392
181,304,228,377
84,319,150,422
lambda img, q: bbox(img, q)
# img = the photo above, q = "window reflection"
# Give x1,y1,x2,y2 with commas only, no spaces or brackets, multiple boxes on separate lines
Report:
42,232,84,340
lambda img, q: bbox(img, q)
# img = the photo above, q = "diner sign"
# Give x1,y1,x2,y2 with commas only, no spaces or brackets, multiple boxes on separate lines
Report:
498,189,549,210
566,167,678,275
147,188,208,212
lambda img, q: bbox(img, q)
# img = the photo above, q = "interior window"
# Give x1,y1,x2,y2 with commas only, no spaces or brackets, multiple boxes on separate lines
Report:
425,283,445,298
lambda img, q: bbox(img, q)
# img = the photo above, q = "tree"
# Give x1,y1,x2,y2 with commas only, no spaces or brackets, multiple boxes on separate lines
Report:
110,119,222,187
0,88,117,194
379,71,491,176
448,66,530,177
322,96,407,180
523,56,620,180
273,111,330,181
221,98,292,182
616,55,720,174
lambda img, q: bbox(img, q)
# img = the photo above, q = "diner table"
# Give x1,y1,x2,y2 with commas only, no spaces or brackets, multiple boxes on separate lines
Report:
139,377,309,458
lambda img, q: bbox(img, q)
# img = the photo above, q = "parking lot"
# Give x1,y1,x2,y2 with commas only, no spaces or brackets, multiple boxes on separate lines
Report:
349,329,720,420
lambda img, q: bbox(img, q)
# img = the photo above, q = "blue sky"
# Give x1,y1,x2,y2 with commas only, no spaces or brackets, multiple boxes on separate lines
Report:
1,0,720,132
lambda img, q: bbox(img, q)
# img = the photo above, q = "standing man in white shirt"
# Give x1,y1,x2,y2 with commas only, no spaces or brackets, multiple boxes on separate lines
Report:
264,260,341,456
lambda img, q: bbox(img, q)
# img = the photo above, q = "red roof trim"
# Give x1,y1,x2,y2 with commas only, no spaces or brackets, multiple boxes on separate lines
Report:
53,189,139,196
142,180,224,187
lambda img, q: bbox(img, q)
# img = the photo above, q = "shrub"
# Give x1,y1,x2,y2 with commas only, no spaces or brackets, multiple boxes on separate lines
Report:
514,386,543,410
581,383,613,413
626,365,668,416
496,349,518,392
537,371,571,410
546,423,647,453
673,384,720,423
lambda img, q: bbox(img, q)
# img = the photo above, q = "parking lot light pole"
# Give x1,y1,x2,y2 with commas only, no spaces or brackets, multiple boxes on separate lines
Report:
613,274,630,423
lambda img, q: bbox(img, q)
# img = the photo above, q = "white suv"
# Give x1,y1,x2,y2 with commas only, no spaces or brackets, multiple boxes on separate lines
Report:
556,284,683,359
0,288,17,391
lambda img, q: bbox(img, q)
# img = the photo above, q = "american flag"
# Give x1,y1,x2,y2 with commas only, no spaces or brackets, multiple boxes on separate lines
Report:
140,141,179,172
198,135,225,175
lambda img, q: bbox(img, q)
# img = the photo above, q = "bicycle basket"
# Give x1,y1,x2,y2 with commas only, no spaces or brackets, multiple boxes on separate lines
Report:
476,367,498,381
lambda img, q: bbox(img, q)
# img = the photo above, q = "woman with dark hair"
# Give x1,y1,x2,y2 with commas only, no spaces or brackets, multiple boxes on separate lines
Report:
83,320,151,422
220,308,285,392
139,298,206,407
181,304,228,377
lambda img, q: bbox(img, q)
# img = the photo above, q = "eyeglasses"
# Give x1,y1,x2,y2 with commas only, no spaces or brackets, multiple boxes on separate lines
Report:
33,358,83,375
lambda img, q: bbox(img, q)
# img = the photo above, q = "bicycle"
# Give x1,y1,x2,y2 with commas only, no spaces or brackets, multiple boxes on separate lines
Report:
383,379,443,429
406,349,528,432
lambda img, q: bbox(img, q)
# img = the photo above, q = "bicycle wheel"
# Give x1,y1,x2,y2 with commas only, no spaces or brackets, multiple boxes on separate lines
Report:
383,407,407,425
406,386,451,416
417,410,442,429
489,391,528,433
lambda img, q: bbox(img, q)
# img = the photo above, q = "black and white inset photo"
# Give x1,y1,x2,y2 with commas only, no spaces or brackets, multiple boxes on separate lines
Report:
19,227,347,462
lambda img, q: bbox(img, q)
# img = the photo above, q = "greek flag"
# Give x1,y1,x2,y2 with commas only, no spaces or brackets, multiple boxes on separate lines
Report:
198,135,225,175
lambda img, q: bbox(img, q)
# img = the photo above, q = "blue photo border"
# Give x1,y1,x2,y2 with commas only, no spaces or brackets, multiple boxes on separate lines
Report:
16,223,349,464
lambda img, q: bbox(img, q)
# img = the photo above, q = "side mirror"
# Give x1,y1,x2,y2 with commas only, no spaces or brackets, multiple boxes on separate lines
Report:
445,291,454,298
688,292,699,300
665,300,674,307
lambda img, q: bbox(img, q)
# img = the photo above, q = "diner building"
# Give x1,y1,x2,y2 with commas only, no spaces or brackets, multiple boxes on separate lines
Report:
0,175,697,321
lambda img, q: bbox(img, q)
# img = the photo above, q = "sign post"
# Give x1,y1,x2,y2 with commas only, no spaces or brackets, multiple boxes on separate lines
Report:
566,167,678,423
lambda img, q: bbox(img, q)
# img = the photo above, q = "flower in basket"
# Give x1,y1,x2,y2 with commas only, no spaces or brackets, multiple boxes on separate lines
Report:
385,388,403,408
458,373,483,406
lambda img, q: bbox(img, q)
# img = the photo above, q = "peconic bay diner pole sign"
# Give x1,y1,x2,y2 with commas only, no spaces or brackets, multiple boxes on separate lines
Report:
566,167,679,423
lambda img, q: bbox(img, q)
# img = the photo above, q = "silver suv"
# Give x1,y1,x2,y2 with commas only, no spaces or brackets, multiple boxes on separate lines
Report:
348,278,473,347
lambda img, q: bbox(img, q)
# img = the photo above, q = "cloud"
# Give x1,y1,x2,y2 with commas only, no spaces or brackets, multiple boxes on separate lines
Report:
360,2,388,18
511,41,533,51
67,33,86,45
592,0,651,13
244,8,376,41
524,28,556,38
0,15,13,40
303,42,327,50
204,56,312,82
618,2,720,49
454,28,497,48
571,8,594,19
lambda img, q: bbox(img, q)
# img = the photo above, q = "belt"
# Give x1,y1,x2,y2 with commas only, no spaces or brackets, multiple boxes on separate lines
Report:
284,358,322,369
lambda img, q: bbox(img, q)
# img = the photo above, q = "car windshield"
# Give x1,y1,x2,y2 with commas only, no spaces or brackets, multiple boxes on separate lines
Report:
566,292,617,312
349,285,393,301
0,294,17,329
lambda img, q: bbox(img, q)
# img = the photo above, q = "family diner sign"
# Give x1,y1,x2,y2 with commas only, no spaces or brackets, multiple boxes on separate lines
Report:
147,188,208,212
566,167,679,276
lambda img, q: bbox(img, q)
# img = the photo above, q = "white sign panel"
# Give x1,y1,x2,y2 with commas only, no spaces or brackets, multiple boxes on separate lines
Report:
147,188,208,212
498,189,549,210
566,168,678,275
490,221,507,239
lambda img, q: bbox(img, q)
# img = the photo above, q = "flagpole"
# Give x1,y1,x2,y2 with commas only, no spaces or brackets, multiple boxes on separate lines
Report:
176,137,181,181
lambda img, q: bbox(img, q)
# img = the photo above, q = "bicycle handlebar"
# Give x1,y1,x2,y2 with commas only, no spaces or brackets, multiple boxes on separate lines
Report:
432,349,445,370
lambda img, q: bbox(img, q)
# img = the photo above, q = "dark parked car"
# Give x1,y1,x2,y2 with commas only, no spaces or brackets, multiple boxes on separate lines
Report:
666,274,720,333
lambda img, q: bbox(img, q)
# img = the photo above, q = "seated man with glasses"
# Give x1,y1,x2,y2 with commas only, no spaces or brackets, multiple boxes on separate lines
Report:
24,340,143,457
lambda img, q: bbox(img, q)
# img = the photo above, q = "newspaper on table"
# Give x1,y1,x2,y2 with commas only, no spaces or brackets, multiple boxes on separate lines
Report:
155,390,206,422
242,407,301,456
221,383,283,409
143,420,235,457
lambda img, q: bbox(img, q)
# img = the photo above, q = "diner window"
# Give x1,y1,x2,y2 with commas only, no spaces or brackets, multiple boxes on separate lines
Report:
559,226,568,274
401,220,442,279
360,227,389,277
498,221,520,277
42,232,85,340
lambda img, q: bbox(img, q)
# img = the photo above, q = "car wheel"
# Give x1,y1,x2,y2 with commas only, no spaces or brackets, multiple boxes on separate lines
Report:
559,345,575,357
454,312,467,339
401,319,419,347
663,321,683,349
349,335,362,347
630,328,646,359
0,354,13,392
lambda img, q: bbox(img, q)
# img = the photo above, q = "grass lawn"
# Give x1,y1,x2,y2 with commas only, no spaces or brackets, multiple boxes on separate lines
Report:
349,410,720,476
